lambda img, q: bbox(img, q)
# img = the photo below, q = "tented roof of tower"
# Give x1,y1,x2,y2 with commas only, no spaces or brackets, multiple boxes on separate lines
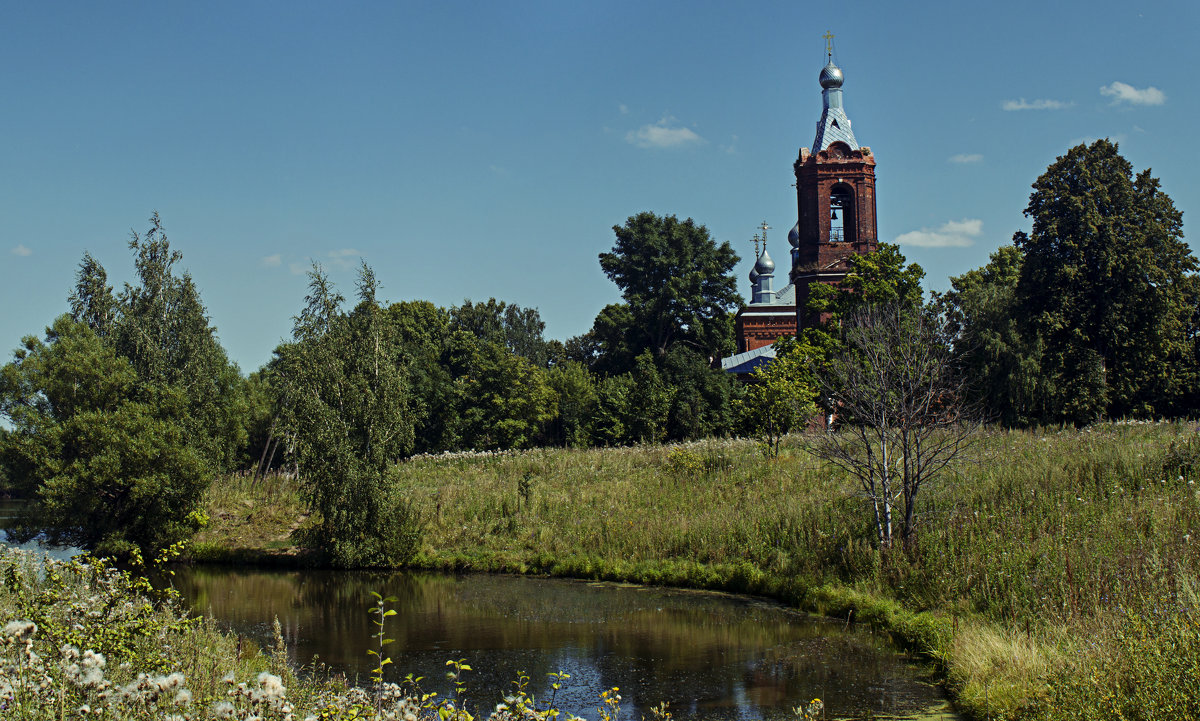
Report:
812,60,860,153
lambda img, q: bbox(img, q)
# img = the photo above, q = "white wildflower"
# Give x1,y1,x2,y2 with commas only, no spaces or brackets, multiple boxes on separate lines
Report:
3,620,36,640
213,700,236,718
257,671,286,698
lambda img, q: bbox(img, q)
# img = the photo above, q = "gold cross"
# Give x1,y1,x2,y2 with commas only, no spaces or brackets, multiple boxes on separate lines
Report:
759,221,771,249
749,233,761,259
823,30,834,59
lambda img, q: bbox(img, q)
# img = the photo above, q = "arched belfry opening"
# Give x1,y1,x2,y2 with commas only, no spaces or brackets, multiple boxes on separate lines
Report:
829,184,855,244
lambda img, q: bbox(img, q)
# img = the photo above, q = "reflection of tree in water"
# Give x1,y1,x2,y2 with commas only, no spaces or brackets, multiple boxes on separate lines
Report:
175,568,947,720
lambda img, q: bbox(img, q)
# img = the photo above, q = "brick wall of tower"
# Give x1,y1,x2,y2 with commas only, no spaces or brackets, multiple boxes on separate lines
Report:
791,143,878,329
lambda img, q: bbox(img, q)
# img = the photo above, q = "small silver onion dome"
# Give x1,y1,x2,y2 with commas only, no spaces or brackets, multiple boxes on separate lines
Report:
788,221,800,248
819,60,844,89
749,264,760,282
754,248,776,274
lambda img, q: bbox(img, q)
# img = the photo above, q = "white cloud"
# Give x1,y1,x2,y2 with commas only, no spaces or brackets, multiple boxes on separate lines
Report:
260,253,282,268
327,248,361,270
1100,81,1165,106
625,117,705,149
289,262,309,276
618,103,629,115
720,134,739,155
895,218,983,248
949,153,983,164
1002,98,1073,111
11,244,32,257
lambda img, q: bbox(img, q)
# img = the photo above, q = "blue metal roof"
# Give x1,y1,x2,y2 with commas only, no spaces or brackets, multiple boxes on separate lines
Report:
719,344,777,374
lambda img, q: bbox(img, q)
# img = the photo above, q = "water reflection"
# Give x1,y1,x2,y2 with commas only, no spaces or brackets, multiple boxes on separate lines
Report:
0,498,76,561
175,566,950,720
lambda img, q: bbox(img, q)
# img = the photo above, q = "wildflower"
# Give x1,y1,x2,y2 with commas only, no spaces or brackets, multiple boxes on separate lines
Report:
258,671,286,698
175,688,193,706
3,620,36,640
213,700,236,718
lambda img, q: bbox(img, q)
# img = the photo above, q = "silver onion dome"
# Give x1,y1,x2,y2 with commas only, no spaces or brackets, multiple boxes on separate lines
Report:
754,248,776,274
788,221,800,248
819,60,844,89
749,264,760,282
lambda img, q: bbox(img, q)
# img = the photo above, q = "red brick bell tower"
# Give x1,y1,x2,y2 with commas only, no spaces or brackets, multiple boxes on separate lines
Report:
791,50,878,330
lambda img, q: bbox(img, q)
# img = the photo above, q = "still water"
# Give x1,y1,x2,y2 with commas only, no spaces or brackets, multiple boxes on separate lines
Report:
174,566,953,720
1,501,952,719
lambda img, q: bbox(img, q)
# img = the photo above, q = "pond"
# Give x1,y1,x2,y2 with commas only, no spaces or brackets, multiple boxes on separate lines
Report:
174,565,955,720
1,502,954,719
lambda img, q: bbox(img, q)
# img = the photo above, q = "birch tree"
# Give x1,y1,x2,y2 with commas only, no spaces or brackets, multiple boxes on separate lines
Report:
809,305,978,548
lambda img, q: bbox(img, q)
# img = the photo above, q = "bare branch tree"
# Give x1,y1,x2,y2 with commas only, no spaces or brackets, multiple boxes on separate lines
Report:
809,304,980,548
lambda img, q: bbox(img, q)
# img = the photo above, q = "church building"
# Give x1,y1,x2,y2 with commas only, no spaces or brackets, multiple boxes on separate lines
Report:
722,47,878,375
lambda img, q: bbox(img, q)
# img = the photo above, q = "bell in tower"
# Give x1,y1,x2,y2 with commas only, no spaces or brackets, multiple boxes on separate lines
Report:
790,36,879,330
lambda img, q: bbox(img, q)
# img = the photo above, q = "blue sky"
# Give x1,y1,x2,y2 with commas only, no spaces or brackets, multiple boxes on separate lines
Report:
2,1,1196,373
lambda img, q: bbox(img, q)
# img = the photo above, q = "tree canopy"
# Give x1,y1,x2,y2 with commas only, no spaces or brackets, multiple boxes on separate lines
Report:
599,212,740,363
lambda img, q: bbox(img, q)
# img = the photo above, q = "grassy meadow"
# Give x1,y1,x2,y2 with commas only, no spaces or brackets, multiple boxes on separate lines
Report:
192,421,1200,720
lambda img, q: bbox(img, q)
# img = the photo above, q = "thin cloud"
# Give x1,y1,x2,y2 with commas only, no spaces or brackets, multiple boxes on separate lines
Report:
289,262,309,276
11,244,32,257
618,103,629,115
260,253,282,268
1002,98,1073,111
949,153,983,164
1100,81,1165,106
625,117,705,149
327,248,361,270
720,134,740,155
895,219,982,248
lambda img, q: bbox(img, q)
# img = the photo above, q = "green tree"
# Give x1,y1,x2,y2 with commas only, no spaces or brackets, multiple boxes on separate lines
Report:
1014,140,1199,423
444,332,557,450
802,242,925,351
569,303,639,376
626,350,670,443
734,336,820,457
546,360,598,447
0,317,208,557
110,214,248,473
387,300,456,453
589,374,635,446
934,245,1048,426
661,346,736,441
449,298,551,367
599,212,740,363
275,263,420,567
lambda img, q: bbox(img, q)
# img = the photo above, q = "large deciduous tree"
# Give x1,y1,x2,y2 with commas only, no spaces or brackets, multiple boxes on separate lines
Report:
0,317,208,557
1014,140,1199,423
1,213,247,557
599,212,740,363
